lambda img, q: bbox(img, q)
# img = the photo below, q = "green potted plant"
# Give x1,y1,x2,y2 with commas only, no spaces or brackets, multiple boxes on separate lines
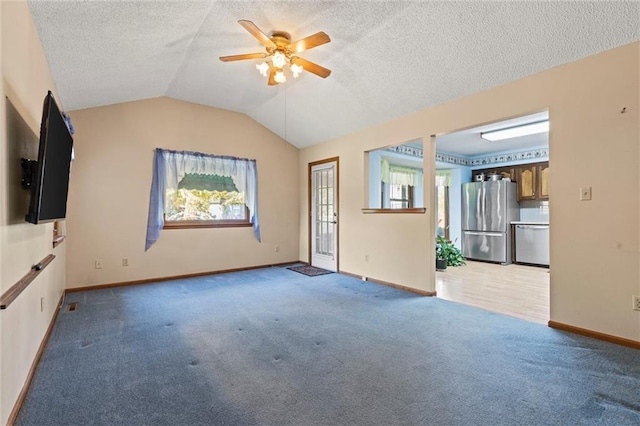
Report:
436,236,466,270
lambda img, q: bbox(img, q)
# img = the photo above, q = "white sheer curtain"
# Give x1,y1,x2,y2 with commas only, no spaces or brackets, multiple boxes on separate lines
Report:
145,149,260,250
381,158,421,186
435,170,451,187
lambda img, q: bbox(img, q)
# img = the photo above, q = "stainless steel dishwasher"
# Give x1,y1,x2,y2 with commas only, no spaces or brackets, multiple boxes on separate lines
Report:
514,224,549,266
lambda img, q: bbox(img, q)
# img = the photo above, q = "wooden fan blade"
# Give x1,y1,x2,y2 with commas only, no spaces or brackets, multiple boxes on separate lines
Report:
238,20,276,49
287,32,330,53
267,66,278,86
292,57,331,78
219,52,267,62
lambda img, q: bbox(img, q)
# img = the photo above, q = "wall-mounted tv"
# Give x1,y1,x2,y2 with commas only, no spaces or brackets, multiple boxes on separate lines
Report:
22,91,74,224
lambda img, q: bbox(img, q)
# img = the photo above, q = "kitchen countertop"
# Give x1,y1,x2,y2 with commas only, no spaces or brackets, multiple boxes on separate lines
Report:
511,221,549,225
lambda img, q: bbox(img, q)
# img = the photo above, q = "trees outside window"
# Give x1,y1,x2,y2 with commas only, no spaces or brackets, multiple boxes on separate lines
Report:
145,149,260,250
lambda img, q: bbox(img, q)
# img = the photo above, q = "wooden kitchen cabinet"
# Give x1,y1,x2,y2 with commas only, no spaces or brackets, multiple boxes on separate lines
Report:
515,164,537,200
537,163,550,200
515,162,549,201
471,161,549,201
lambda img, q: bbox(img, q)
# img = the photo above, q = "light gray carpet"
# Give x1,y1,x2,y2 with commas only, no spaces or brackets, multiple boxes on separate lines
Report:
16,267,640,425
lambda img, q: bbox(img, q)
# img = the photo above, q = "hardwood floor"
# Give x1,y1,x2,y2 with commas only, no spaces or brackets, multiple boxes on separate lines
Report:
436,261,550,324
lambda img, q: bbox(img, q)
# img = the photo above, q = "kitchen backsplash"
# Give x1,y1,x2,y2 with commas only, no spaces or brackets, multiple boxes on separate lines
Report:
520,200,549,222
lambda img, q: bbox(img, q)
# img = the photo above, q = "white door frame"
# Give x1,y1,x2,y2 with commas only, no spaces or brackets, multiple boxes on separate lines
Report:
308,157,339,271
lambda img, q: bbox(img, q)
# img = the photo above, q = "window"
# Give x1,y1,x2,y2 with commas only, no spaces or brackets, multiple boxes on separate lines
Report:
435,171,451,239
366,145,424,211
164,174,249,226
145,149,260,250
381,159,420,208
388,183,414,208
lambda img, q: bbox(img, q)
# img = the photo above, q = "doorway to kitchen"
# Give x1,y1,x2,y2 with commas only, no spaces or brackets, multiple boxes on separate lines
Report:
433,112,550,323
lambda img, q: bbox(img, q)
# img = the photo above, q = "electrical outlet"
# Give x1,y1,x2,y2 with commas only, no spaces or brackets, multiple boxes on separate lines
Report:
633,296,640,311
122,258,129,267
40,296,44,312
95,260,103,269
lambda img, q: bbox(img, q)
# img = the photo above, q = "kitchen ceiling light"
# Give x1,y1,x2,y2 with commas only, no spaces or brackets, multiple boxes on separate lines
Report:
481,120,549,141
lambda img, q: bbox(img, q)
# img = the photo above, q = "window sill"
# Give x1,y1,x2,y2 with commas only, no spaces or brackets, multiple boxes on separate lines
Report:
163,220,252,230
361,208,426,214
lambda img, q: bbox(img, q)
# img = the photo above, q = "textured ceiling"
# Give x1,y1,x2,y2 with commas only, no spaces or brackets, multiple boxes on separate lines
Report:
28,1,639,149
436,111,549,157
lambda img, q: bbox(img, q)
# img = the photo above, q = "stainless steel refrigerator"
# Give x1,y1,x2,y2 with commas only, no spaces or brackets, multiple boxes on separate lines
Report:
462,181,520,264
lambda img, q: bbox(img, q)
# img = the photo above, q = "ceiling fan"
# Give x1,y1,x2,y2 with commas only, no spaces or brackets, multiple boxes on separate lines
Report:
219,20,331,86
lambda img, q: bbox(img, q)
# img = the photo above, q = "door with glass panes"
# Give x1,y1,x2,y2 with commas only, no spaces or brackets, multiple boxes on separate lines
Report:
310,160,338,271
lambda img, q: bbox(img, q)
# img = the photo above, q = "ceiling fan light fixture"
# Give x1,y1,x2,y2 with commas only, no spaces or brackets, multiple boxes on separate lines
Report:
272,51,287,69
274,70,286,83
291,63,303,78
256,62,269,77
221,20,331,86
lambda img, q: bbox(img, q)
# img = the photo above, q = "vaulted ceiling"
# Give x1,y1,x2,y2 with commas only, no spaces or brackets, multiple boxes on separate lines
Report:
28,1,639,149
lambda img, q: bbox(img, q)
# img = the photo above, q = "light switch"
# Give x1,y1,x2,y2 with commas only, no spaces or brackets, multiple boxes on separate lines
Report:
580,186,592,201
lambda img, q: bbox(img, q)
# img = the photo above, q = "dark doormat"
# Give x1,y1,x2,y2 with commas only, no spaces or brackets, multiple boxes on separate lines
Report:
287,265,334,277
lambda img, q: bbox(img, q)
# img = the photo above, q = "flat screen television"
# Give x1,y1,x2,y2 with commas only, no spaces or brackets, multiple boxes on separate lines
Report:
23,91,74,224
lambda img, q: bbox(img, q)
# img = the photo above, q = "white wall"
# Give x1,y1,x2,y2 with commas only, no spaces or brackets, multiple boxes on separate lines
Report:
1,1,67,423
520,200,549,223
299,42,640,342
